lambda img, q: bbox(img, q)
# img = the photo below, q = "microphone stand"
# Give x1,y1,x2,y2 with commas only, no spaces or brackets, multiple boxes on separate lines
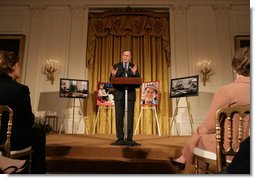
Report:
124,65,128,140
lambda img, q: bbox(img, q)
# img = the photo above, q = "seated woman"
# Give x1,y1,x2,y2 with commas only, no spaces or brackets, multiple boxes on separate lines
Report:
170,47,250,171
0,50,46,173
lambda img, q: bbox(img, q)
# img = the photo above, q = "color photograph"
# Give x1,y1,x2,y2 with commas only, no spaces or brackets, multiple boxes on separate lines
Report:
140,81,159,106
96,82,115,106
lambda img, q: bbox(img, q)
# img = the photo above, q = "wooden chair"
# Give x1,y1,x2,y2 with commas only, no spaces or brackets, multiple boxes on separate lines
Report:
0,105,33,173
193,105,250,174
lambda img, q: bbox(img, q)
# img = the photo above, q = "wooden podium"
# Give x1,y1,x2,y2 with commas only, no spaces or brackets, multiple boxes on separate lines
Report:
111,77,142,139
111,77,142,85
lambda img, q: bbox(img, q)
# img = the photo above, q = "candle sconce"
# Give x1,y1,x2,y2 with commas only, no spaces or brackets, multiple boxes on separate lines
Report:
42,59,58,85
197,60,212,86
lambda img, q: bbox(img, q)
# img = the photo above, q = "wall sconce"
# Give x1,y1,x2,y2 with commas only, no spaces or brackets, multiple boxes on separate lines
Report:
43,59,58,85
197,60,212,86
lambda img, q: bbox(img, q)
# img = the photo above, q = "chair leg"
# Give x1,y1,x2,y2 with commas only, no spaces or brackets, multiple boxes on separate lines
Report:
199,161,210,174
194,157,199,174
205,162,210,174
28,152,32,174
194,158,212,174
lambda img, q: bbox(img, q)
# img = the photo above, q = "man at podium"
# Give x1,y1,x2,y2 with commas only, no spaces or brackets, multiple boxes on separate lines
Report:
110,50,140,146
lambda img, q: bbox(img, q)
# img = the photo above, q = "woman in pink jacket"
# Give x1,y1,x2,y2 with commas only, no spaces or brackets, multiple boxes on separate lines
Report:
171,47,250,170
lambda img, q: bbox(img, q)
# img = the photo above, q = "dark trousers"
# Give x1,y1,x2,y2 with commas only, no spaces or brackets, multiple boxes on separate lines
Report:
31,127,46,174
114,99,135,140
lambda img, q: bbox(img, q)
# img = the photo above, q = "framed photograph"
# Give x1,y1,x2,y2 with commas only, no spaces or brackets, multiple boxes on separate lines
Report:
97,82,115,106
59,78,89,98
0,35,26,80
170,75,199,98
234,35,250,50
140,81,159,106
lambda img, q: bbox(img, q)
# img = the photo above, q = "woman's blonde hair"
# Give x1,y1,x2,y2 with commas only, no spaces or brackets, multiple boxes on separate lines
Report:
232,47,250,76
0,50,20,74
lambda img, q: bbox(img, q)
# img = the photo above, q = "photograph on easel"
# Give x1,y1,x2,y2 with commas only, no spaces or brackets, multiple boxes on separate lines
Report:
59,78,89,98
96,82,115,106
140,81,159,106
170,75,199,98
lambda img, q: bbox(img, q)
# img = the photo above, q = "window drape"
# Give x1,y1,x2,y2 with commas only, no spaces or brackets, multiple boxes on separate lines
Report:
85,8,172,135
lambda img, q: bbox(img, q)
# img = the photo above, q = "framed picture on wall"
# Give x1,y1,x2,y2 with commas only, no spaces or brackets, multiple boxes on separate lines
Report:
0,35,26,79
234,35,250,50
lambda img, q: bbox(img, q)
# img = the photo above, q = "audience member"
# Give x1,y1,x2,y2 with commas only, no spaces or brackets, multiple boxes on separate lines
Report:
170,47,250,171
0,50,46,173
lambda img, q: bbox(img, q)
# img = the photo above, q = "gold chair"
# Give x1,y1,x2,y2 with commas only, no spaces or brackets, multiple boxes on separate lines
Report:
0,105,33,173
193,105,250,174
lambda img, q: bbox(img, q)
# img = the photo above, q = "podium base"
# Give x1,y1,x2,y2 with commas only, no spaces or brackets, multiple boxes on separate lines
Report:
110,139,141,146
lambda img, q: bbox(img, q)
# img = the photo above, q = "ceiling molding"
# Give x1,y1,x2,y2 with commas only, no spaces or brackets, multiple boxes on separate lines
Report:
0,0,249,7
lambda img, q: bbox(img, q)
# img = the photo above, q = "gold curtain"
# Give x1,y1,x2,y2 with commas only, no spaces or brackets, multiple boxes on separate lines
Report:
85,8,172,135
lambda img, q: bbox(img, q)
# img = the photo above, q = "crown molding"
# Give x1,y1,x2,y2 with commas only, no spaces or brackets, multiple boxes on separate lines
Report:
0,0,249,7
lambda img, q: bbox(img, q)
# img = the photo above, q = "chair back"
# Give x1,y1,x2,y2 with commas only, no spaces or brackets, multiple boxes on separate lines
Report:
216,105,250,172
0,105,13,157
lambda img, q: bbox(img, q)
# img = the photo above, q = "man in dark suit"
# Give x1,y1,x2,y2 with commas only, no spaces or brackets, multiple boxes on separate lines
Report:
0,50,46,173
110,50,140,146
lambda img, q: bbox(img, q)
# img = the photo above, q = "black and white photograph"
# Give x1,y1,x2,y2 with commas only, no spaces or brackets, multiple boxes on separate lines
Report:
170,75,199,98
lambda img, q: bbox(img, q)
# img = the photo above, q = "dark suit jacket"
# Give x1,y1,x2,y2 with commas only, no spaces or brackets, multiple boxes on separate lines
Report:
110,62,140,102
0,73,34,150
226,136,250,174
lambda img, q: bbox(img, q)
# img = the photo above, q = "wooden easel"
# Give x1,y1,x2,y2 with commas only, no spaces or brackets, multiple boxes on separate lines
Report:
92,105,113,134
134,106,161,136
169,97,194,135
59,98,87,135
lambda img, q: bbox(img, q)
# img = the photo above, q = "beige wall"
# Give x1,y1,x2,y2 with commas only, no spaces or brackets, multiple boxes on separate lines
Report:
0,0,250,134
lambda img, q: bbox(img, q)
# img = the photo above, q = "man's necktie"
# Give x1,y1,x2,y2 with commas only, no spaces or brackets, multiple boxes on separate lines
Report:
124,63,128,77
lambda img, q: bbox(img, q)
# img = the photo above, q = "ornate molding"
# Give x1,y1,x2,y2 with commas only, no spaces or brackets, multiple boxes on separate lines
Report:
213,4,231,17
69,4,87,18
30,4,47,17
172,4,189,17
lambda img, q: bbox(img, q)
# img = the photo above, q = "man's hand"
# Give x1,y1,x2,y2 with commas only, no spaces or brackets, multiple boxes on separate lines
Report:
111,66,118,77
131,64,138,75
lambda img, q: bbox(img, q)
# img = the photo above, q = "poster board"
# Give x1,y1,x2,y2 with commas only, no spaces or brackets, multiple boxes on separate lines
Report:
140,81,159,106
59,78,88,98
96,82,114,106
170,75,199,98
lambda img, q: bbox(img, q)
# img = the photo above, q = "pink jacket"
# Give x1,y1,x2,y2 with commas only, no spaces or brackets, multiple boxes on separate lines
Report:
182,76,250,163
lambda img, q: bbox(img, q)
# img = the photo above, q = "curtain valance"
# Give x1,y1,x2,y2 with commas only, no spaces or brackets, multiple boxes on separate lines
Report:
89,9,169,37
